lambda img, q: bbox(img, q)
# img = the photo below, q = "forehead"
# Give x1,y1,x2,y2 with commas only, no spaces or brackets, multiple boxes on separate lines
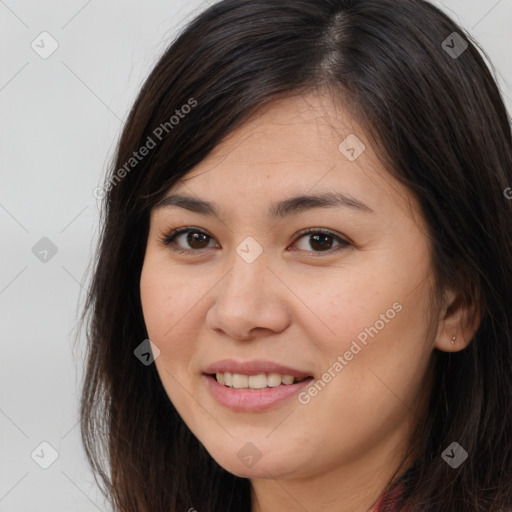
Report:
158,92,421,226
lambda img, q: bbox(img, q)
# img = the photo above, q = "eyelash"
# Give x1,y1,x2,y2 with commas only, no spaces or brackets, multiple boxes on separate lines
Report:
158,226,352,256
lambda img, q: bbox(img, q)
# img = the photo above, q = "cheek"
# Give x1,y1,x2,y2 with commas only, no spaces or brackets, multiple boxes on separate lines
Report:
294,262,433,408
140,256,196,339
140,262,170,340
140,256,212,378
284,263,402,362
140,259,203,415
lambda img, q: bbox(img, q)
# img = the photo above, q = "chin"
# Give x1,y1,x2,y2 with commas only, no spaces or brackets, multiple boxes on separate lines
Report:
204,440,304,480
218,458,296,479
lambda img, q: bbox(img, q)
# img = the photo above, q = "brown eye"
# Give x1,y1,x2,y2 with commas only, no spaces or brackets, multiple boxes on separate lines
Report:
292,229,351,254
161,227,218,253
297,233,335,251
182,231,210,249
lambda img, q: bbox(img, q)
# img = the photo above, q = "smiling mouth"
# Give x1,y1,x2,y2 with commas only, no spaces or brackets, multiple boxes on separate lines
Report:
206,372,314,390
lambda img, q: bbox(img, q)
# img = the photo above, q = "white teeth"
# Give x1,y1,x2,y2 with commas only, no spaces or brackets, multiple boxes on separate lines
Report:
281,375,294,385
232,374,248,388
214,372,308,389
267,373,282,387
248,374,267,389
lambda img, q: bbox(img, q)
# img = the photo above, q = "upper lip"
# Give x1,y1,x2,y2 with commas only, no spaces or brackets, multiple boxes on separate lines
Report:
203,359,312,378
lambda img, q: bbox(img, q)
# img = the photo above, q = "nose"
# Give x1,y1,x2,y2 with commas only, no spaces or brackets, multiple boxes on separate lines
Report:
206,248,291,341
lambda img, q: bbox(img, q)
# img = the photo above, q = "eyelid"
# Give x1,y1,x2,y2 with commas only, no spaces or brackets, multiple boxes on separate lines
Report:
158,226,352,254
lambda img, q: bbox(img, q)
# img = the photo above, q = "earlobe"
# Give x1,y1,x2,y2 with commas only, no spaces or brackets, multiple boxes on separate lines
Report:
434,332,468,353
433,285,482,353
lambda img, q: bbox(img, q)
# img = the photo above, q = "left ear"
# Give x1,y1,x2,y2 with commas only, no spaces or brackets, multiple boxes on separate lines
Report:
433,282,482,353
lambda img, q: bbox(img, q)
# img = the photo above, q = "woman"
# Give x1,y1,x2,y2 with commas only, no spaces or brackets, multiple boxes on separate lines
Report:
78,0,512,510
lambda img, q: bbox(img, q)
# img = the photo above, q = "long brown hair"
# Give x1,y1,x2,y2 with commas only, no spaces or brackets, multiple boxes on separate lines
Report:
77,1,512,510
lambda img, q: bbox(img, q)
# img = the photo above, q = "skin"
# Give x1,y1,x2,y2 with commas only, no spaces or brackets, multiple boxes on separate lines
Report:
139,91,480,512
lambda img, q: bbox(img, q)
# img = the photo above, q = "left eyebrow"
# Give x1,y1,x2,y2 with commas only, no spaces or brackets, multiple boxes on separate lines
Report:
269,191,374,218
153,191,375,219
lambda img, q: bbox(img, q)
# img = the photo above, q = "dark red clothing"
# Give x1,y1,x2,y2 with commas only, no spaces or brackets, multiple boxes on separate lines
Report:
371,465,417,512
370,481,406,511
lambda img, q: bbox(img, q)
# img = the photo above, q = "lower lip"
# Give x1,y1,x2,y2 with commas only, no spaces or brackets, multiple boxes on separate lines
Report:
203,374,313,412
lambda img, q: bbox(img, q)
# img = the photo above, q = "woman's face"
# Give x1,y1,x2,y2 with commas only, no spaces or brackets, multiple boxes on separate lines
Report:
140,92,439,482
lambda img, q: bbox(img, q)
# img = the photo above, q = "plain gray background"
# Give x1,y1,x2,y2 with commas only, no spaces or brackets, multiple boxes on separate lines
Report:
1,1,511,510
